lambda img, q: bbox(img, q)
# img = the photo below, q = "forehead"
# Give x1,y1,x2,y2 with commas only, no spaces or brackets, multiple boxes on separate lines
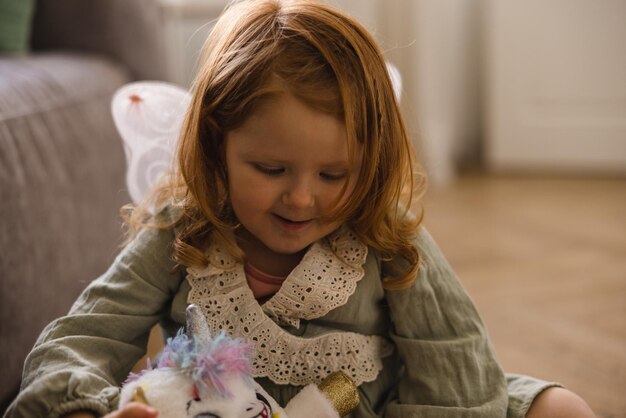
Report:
226,93,357,164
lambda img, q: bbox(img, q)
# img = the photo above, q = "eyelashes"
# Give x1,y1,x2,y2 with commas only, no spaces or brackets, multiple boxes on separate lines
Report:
252,163,347,181
253,164,284,176
319,172,347,181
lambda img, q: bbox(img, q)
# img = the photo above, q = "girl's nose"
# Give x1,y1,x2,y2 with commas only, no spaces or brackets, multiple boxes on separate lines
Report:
282,182,315,208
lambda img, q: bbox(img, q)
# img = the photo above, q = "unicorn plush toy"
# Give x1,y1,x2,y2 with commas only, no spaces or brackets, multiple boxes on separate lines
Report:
118,305,359,418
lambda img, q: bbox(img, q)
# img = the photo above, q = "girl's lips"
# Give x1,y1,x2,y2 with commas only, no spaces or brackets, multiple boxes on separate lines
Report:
272,214,313,232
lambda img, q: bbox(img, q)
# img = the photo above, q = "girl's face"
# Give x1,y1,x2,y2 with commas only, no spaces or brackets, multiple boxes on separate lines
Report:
225,92,361,258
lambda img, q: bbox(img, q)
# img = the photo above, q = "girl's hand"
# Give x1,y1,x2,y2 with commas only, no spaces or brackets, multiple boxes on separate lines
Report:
62,403,158,418
62,413,96,418
103,403,159,418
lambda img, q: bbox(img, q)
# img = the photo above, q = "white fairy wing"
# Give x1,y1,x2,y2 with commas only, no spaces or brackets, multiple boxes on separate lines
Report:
111,81,191,204
386,62,402,102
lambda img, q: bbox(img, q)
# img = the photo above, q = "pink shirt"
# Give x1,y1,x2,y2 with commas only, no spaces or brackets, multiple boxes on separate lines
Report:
244,262,286,303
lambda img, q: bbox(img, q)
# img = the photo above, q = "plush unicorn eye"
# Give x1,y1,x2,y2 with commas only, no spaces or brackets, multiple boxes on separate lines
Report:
186,399,220,418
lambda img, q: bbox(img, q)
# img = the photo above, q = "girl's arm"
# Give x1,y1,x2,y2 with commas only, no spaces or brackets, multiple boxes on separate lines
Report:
6,219,183,418
383,228,508,417
62,402,158,418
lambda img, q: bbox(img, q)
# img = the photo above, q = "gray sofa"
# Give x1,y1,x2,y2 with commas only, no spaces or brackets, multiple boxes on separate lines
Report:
0,0,168,411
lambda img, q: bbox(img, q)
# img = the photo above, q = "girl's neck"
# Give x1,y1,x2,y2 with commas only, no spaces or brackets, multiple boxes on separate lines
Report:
236,228,308,277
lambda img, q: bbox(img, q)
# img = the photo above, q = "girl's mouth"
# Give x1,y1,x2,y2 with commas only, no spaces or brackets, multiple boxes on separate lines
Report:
273,214,313,232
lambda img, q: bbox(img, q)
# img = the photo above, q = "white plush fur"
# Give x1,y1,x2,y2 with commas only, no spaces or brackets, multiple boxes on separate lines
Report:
119,370,192,418
119,369,268,418
284,384,340,418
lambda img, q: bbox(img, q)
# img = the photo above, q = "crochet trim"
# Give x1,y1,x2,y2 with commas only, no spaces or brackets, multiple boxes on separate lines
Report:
186,227,393,386
189,227,368,327
262,227,368,327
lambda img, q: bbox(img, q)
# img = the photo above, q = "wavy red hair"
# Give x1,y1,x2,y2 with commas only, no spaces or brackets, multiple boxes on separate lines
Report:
124,0,427,289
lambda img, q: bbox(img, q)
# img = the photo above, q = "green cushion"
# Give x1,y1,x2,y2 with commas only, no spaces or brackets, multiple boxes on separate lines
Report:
0,0,36,54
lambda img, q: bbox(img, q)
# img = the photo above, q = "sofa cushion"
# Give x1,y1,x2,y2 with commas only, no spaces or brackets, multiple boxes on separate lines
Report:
0,53,132,407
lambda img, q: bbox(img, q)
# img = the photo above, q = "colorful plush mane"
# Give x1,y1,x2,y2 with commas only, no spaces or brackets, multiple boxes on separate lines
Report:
126,331,252,398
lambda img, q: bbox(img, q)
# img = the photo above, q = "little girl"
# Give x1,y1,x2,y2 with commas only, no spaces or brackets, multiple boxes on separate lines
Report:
6,1,596,417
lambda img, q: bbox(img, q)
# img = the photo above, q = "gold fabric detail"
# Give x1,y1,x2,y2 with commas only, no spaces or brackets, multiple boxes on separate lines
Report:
318,371,360,417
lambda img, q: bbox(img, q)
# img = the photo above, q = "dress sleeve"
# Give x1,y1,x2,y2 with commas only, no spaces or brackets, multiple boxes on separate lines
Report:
382,228,508,417
5,224,182,418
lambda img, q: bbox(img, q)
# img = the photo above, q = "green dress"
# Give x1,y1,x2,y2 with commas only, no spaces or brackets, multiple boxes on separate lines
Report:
5,222,560,418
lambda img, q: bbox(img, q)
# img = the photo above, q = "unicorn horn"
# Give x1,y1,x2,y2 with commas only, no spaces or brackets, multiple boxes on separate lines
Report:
185,304,211,343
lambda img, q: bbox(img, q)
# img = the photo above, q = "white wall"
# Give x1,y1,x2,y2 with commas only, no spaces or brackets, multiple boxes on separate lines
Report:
484,0,626,174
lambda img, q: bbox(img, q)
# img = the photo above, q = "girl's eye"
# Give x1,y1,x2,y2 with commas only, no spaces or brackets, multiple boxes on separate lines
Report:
320,172,347,181
254,164,284,176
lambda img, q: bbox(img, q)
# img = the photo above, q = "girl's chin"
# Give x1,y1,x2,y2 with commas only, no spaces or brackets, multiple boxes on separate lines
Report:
264,240,311,256
239,228,311,256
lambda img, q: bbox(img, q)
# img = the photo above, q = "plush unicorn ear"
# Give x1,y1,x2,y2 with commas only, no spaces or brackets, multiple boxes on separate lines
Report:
111,81,191,204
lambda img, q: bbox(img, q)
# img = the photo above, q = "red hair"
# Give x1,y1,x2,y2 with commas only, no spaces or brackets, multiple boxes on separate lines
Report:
124,0,427,289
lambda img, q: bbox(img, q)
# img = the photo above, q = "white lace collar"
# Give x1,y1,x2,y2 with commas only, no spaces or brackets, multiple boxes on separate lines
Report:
186,227,393,386
189,226,368,328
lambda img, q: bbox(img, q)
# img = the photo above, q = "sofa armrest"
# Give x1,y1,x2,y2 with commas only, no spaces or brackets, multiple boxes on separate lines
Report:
31,0,168,80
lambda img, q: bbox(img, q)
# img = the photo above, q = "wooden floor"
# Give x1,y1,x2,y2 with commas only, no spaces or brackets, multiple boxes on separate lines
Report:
423,173,626,418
